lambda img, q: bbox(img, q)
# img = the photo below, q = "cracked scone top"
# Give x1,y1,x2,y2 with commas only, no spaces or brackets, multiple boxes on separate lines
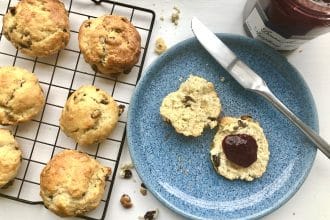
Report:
40,149,111,217
210,116,270,181
60,85,119,146
78,15,141,76
160,75,221,137
3,0,70,57
0,129,22,188
0,66,45,125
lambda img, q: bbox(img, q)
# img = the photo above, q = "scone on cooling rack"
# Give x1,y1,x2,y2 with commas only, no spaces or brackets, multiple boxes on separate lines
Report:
2,0,70,57
40,149,111,217
78,15,141,76
210,116,270,181
60,85,119,146
0,129,22,188
160,75,221,137
0,66,45,125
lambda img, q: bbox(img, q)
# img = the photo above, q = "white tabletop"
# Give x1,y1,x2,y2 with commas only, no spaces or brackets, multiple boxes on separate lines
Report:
0,0,329,220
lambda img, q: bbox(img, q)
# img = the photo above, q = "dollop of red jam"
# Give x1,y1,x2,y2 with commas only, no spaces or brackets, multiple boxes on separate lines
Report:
222,134,258,167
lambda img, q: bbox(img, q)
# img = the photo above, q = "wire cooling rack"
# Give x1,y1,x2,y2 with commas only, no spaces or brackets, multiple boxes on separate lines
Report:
0,0,155,219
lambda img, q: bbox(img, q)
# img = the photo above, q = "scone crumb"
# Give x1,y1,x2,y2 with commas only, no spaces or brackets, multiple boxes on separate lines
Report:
140,183,147,196
120,194,133,209
220,76,225,82
171,6,180,25
155,37,167,55
119,169,132,179
139,209,159,220
118,104,125,116
119,162,134,179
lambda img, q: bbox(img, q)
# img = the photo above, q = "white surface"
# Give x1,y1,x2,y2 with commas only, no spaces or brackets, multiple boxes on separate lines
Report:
0,0,329,220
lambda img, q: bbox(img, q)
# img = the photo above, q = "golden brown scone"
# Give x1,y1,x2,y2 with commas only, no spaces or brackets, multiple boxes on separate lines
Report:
0,66,45,125
0,129,22,188
160,75,221,137
60,85,119,146
78,15,141,76
3,0,70,57
210,116,269,181
40,149,111,217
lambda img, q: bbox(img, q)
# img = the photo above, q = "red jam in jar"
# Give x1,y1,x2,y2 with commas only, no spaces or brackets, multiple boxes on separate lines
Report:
243,0,330,50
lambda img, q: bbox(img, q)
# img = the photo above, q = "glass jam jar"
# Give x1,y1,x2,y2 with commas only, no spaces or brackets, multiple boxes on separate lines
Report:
243,0,330,50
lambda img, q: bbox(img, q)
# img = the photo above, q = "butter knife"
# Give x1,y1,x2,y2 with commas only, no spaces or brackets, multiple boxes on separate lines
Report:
191,17,330,158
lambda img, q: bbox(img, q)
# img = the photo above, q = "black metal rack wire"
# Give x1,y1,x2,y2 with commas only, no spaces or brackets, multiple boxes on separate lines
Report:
0,0,155,219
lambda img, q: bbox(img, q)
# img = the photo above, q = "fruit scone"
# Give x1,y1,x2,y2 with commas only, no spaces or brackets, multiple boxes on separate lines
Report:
160,75,221,137
40,149,111,217
0,66,45,125
0,129,22,188
210,116,270,181
79,15,141,76
60,85,119,146
3,0,70,57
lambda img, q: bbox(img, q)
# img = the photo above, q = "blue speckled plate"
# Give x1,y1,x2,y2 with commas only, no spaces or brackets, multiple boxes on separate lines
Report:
127,34,318,220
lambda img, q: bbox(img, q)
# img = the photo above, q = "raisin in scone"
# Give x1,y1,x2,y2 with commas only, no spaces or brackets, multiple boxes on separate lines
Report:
3,0,70,57
78,15,141,76
0,66,45,125
40,150,111,217
210,116,270,181
60,85,119,146
160,75,221,137
0,129,22,188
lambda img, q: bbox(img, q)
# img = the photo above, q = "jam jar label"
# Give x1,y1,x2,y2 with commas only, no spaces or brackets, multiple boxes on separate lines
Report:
244,8,309,50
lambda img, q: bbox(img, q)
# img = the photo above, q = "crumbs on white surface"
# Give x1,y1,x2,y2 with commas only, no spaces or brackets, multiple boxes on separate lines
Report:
171,6,180,25
140,183,147,196
139,208,159,220
159,16,164,21
155,37,167,55
120,194,133,209
119,162,134,179
120,162,134,170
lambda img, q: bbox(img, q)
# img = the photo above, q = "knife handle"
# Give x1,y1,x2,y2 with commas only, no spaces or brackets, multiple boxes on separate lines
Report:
256,87,330,159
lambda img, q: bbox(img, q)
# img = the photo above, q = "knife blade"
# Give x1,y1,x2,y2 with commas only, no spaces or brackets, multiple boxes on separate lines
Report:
191,17,330,158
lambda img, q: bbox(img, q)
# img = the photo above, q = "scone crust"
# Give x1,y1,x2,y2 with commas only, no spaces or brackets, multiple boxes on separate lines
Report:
0,129,22,188
210,116,270,181
78,15,141,76
3,0,70,57
60,85,119,146
40,150,111,217
160,75,221,137
0,66,45,125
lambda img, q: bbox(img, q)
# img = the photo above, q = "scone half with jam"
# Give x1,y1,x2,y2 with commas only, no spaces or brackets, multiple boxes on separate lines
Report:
210,116,270,181
160,75,221,137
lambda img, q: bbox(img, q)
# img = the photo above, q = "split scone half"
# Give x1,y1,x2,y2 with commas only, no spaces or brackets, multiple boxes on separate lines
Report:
210,116,269,181
160,75,221,137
